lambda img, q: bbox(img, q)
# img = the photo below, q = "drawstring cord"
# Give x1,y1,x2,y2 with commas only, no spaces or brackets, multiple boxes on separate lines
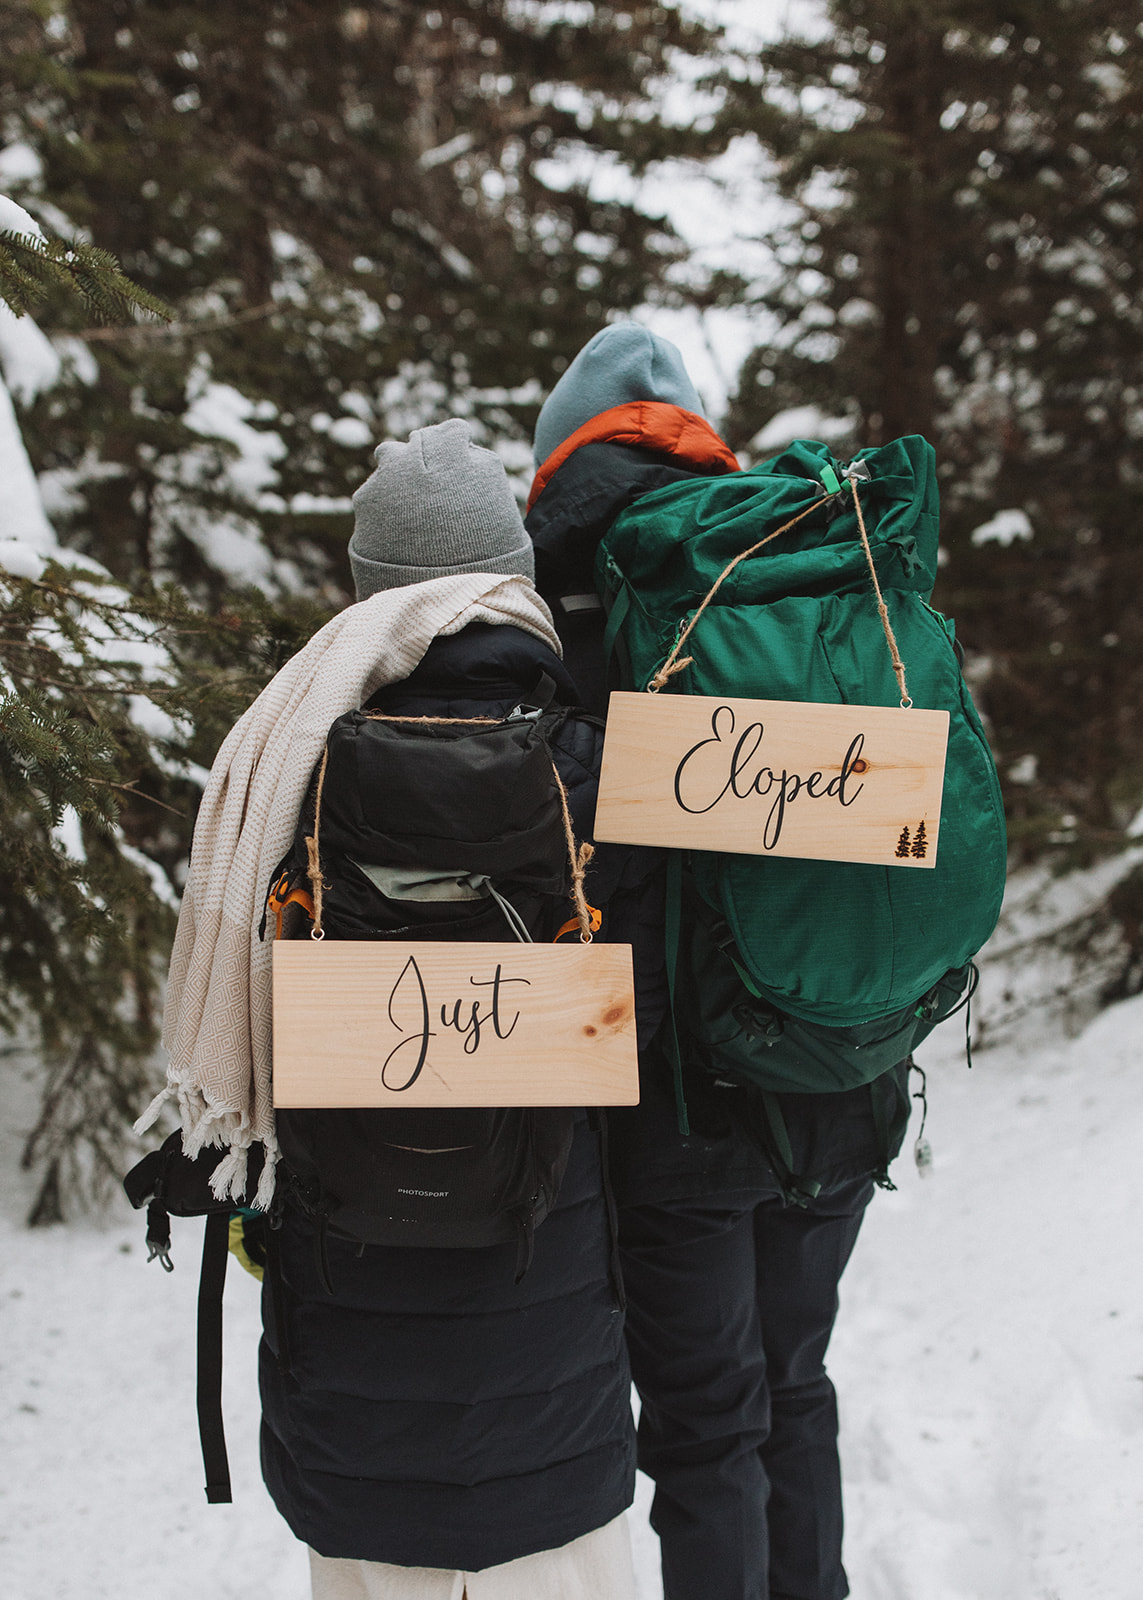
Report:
910,1059,933,1175
487,882,533,943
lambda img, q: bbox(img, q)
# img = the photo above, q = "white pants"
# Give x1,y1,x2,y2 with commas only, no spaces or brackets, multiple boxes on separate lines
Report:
308,1513,636,1600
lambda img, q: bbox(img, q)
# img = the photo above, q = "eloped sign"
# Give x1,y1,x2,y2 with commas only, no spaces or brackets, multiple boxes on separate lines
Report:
272,940,638,1108
593,691,949,867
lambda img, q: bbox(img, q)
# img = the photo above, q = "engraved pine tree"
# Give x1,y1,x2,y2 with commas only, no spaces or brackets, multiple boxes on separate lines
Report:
895,826,912,858
911,820,928,858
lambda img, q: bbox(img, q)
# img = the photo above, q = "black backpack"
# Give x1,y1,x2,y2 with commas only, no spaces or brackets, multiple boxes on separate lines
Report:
125,685,611,1503
263,693,596,1283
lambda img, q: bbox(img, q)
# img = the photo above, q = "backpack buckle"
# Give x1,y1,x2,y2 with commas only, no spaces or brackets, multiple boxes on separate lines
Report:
732,1001,784,1045
914,987,940,1023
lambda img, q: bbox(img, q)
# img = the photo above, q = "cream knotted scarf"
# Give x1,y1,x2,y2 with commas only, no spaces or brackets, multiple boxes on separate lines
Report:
136,574,561,1206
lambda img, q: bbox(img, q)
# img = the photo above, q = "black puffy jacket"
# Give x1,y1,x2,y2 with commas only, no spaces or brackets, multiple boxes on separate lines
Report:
259,621,637,1569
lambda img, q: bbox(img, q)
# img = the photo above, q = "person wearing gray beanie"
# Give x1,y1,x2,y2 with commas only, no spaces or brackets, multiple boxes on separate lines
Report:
256,414,645,1599
532,323,705,471
349,417,534,600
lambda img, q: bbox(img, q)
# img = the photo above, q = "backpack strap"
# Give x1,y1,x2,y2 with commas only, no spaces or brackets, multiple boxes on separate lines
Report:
601,576,631,678
588,1108,626,1313
527,668,559,711
867,1076,899,1193
909,1057,933,1174
663,851,691,1136
263,1217,293,1375
144,1199,174,1271
747,1091,822,1208
196,1210,233,1504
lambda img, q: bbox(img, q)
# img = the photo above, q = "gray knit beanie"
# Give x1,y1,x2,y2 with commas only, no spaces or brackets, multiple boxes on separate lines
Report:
349,418,534,599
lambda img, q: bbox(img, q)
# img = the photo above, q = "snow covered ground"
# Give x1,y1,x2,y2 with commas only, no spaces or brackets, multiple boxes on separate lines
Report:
2,911,1141,1600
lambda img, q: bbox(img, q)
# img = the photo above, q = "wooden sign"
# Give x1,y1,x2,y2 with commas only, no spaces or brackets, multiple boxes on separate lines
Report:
594,691,949,868
272,940,638,1108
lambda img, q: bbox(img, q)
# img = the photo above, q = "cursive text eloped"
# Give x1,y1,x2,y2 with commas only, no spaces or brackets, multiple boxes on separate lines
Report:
672,704,868,848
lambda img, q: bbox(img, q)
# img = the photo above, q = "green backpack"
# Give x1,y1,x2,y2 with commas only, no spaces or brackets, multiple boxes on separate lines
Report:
596,435,1007,1137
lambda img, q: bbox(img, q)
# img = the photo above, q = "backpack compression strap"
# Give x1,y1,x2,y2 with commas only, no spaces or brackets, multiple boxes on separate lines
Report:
265,872,315,940
664,851,691,1136
554,904,602,942
197,1211,233,1504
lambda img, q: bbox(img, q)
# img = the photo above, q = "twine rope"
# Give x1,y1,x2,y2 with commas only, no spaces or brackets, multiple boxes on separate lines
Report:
550,763,596,944
648,498,824,692
304,745,330,938
363,713,498,724
304,713,594,943
647,475,911,707
848,477,911,707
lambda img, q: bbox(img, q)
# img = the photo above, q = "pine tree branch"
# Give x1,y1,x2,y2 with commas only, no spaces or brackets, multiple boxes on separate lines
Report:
2,670,178,696
0,230,173,323
89,778,186,818
70,301,278,343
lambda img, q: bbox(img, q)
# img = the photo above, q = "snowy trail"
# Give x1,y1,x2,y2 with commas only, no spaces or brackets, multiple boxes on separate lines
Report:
2,990,1141,1599
832,998,1143,1600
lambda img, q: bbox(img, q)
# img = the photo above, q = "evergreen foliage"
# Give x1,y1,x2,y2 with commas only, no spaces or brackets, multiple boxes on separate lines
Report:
0,1,729,1217
1,0,724,599
0,227,171,323
716,0,1143,851
3,1,1141,1214
0,560,328,1221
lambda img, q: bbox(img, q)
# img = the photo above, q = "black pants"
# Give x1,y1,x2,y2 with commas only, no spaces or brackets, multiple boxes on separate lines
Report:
619,1177,874,1600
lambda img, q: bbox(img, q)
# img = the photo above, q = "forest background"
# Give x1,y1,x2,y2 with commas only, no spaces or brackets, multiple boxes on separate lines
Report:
1,0,1141,1222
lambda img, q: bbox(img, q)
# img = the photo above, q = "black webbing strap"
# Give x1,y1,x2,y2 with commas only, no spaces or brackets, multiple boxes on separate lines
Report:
756,1090,821,1207
589,1108,626,1313
528,669,559,711
868,1076,898,1192
263,1220,293,1376
601,579,631,676
513,1213,536,1284
197,1210,232,1504
663,851,691,1136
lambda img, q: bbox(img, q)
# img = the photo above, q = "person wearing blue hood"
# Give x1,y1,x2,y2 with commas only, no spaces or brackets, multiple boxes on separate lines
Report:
525,326,913,1600
526,323,740,716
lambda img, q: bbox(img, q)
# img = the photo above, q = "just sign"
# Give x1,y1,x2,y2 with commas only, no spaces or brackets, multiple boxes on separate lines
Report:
593,691,950,867
272,939,639,1109
379,955,530,1091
